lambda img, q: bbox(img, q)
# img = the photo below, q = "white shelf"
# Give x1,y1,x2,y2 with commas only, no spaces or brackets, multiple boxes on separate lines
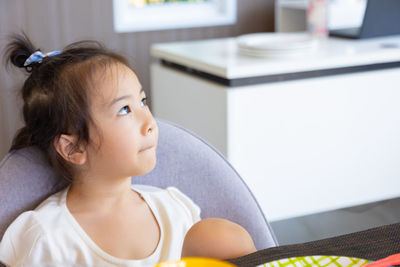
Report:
279,0,308,10
275,0,367,32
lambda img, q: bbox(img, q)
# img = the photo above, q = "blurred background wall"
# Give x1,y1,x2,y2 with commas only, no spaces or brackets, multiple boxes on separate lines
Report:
0,0,274,159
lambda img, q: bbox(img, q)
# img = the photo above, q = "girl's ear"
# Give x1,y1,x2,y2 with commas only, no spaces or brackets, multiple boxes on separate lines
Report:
54,134,87,165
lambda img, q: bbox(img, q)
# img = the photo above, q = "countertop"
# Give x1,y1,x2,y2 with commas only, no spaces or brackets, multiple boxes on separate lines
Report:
151,33,400,79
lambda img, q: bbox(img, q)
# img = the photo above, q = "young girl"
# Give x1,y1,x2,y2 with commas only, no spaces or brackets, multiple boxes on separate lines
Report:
0,34,256,266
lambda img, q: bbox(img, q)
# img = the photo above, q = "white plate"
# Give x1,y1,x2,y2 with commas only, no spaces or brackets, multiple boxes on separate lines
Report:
238,45,316,58
237,32,319,52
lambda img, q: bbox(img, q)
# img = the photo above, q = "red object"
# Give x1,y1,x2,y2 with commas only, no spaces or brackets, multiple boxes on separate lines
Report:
363,253,400,267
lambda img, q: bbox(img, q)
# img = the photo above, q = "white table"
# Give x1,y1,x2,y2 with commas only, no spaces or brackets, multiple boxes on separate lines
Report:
150,34,400,222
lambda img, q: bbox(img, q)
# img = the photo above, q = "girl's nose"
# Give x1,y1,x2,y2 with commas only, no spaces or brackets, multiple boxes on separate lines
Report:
142,112,157,136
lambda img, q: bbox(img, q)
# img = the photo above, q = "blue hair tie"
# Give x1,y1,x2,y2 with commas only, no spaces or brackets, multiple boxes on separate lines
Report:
24,50,62,67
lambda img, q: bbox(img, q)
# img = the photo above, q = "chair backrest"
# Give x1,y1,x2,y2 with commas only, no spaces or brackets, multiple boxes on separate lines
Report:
0,119,277,250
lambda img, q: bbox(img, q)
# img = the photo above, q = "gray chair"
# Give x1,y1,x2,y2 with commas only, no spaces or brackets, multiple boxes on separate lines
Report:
0,119,277,252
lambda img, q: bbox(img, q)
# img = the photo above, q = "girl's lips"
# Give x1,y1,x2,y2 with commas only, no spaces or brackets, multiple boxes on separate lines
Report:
139,145,155,153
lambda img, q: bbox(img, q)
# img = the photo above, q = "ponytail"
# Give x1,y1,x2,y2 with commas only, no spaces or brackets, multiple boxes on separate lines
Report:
5,32,37,73
5,33,38,151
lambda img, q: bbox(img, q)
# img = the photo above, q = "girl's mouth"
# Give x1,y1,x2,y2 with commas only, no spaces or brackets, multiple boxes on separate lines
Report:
139,145,155,153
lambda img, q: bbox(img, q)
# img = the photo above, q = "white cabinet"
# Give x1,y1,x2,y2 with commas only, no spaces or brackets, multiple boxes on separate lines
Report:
151,35,400,221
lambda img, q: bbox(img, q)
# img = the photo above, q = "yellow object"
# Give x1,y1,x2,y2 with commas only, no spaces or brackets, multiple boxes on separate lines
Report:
129,0,146,7
155,257,237,267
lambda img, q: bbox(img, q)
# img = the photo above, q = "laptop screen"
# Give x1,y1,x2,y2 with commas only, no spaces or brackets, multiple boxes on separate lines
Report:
360,0,400,38
330,0,400,39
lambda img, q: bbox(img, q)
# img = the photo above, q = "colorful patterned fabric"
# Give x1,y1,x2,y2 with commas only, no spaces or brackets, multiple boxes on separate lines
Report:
258,255,371,267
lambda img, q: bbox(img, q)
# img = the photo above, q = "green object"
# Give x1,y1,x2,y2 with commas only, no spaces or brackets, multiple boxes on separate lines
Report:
259,255,372,267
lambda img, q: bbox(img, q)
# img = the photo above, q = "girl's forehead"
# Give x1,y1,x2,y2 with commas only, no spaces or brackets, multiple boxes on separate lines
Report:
91,63,140,105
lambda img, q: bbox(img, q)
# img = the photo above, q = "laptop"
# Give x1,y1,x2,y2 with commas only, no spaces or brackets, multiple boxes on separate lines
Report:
329,0,400,39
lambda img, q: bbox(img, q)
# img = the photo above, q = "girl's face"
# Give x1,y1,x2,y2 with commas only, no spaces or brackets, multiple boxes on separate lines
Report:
85,63,158,179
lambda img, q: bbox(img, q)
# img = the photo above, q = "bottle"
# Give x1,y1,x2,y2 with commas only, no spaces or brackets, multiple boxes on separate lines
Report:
307,0,329,38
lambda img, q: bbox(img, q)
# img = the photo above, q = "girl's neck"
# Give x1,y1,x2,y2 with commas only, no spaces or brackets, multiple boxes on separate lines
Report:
66,175,141,213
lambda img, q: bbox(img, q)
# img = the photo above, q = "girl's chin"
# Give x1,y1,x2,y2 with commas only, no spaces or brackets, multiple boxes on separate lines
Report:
136,158,157,176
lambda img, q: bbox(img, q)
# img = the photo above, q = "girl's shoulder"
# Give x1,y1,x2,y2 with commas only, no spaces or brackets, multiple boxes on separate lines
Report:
4,186,67,233
131,184,191,198
131,185,201,224
2,186,68,243
131,184,164,193
131,184,195,206
2,210,43,237
0,210,46,265
164,187,201,224
0,187,71,265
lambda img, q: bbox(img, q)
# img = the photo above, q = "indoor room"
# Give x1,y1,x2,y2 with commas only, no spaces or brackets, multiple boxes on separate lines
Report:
0,0,399,266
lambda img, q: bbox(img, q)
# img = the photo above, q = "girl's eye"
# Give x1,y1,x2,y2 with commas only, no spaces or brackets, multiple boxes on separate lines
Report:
118,105,132,115
140,97,147,107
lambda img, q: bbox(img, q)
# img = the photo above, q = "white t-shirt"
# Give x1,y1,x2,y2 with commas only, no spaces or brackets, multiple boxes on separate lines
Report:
0,185,201,267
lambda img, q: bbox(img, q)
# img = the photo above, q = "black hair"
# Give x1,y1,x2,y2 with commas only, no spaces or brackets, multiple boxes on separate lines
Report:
5,33,131,181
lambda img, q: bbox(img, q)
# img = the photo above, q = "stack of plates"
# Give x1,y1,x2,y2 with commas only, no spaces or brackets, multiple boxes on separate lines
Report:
237,32,319,58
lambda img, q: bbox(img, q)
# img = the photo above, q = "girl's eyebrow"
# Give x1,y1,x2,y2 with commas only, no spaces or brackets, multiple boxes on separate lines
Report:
110,95,132,107
109,88,144,106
